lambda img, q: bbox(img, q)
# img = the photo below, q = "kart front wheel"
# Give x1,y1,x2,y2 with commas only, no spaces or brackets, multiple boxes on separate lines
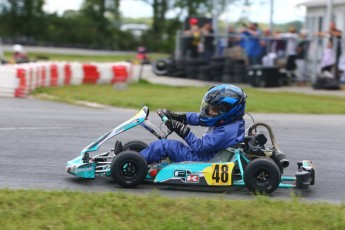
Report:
111,150,148,188
122,141,148,152
244,158,281,194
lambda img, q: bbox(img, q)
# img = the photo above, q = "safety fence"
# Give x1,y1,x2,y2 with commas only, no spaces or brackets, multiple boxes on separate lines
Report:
173,32,345,84
0,62,132,98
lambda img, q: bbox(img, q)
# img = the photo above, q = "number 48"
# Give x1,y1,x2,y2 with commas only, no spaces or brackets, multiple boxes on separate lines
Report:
212,164,229,183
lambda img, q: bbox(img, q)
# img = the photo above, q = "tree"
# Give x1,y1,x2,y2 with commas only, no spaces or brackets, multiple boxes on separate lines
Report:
80,0,121,47
0,0,45,40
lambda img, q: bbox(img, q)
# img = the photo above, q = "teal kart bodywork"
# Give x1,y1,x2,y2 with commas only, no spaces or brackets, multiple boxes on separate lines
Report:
67,108,147,178
66,106,315,194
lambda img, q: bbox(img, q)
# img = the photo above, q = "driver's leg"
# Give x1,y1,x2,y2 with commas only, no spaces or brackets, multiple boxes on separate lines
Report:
140,139,196,163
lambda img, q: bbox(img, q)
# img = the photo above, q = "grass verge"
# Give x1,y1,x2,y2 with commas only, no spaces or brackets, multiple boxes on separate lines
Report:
0,189,344,230
33,82,345,114
4,51,168,63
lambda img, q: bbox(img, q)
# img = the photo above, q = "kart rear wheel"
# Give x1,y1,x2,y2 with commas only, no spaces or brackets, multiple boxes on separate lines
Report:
244,158,281,194
122,141,148,152
111,150,148,188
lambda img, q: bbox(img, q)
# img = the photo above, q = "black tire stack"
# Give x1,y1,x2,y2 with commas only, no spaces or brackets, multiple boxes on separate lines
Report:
313,76,341,90
209,57,226,82
223,59,247,83
233,60,247,83
152,57,248,84
185,59,207,79
172,59,187,78
152,58,170,76
222,58,234,83
198,65,212,81
247,65,282,87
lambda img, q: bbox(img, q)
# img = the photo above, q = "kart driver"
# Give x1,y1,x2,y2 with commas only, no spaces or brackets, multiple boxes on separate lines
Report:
139,84,247,163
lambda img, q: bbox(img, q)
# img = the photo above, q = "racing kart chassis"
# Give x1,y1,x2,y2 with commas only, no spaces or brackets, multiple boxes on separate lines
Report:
66,106,315,194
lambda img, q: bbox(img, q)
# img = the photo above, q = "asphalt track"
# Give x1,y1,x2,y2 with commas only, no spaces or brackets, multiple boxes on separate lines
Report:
1,98,345,204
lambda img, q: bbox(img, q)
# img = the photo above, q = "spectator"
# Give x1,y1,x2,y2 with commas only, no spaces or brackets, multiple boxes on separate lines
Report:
242,22,262,65
227,26,240,48
295,29,309,83
315,21,342,80
183,17,201,59
224,26,245,61
277,27,299,78
320,40,335,73
200,21,215,62
272,30,287,58
259,29,272,62
12,44,29,63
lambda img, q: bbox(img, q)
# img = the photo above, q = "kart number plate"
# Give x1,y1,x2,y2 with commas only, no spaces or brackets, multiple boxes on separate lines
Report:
203,163,235,186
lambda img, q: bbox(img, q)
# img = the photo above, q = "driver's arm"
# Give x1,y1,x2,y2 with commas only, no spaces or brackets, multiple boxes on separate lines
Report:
184,120,245,156
186,112,201,126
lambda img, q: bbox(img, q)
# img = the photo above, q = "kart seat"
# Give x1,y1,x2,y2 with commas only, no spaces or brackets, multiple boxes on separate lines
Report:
208,149,234,163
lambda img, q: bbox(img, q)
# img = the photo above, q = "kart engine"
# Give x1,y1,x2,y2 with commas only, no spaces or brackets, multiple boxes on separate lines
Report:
244,132,268,156
245,122,289,170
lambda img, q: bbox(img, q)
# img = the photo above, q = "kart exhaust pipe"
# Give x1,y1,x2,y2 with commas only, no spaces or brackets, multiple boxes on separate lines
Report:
274,150,289,168
248,122,289,168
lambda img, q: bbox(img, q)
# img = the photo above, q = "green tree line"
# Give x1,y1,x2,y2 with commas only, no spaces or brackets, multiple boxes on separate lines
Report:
0,0,233,52
0,0,301,52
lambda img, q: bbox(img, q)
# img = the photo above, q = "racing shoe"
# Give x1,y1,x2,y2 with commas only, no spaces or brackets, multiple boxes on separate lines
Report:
113,141,123,156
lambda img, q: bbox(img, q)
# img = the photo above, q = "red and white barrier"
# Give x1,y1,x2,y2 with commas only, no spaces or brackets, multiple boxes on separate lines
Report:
0,61,132,98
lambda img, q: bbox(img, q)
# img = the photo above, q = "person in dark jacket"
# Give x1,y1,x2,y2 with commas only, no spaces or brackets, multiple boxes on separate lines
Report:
139,84,247,163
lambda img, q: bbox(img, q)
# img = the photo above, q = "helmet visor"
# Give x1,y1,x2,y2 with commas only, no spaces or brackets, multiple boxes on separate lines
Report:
200,100,231,119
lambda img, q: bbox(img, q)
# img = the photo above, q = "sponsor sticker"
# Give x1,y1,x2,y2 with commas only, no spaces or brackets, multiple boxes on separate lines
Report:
174,170,187,177
186,175,199,183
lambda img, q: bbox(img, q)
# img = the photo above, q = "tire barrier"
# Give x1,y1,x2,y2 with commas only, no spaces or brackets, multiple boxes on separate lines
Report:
313,76,341,90
153,57,249,84
0,61,132,98
152,58,170,76
247,66,284,87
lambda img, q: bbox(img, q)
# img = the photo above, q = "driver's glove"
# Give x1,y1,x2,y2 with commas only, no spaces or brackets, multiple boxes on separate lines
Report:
166,119,190,139
165,110,187,125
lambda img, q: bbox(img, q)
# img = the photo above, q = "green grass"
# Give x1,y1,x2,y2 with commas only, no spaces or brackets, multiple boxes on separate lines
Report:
33,82,345,114
4,51,168,63
0,189,344,230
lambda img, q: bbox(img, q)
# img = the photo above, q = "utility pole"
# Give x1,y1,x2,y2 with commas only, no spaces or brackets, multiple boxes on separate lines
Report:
269,0,274,32
324,0,333,30
212,0,218,33
0,36,3,61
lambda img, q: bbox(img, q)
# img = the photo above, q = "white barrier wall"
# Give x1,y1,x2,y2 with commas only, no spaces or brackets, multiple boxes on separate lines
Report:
0,61,132,98
0,66,19,97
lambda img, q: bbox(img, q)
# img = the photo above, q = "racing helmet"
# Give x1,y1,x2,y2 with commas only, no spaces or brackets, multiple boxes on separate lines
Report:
13,44,23,53
199,84,247,127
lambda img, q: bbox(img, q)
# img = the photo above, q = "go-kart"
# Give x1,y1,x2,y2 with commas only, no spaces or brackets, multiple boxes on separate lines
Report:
66,106,315,194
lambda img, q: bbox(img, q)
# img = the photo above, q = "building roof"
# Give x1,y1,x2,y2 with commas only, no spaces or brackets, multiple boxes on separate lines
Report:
299,0,345,7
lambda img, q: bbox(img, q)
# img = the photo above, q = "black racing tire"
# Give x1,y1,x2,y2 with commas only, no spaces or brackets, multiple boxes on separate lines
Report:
211,56,226,63
198,66,212,81
244,158,281,194
152,58,170,76
172,70,186,78
186,66,199,79
210,62,224,70
222,74,233,83
122,141,148,152
175,59,186,70
166,61,176,76
310,168,315,185
111,150,148,188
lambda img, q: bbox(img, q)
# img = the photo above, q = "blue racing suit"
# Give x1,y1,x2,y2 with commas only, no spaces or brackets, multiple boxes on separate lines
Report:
140,112,245,163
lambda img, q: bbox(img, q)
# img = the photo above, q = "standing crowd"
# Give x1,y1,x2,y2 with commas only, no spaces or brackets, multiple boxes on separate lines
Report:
182,19,344,83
